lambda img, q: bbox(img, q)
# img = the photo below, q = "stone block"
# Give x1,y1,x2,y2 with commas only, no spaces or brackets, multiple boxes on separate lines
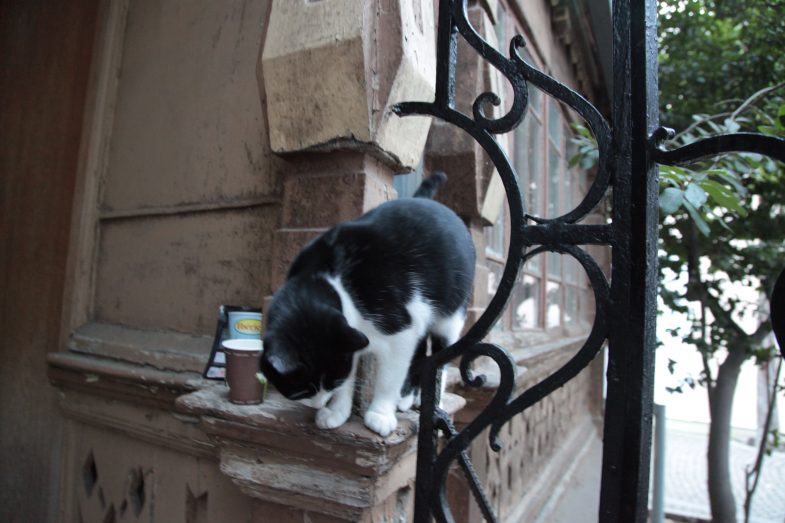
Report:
261,0,435,170
94,206,276,335
269,228,325,290
424,5,502,221
102,0,277,213
281,173,368,229
176,385,421,521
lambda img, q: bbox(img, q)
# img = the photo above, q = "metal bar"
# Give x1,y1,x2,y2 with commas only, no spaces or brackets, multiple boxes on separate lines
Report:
772,268,785,358
521,223,614,247
651,131,785,166
599,0,659,521
651,404,667,523
434,0,457,111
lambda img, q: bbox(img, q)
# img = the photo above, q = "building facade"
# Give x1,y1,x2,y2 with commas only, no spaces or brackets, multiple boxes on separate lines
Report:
0,0,612,521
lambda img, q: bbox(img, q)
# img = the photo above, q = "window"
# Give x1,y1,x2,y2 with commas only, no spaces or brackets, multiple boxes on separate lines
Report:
482,24,593,336
394,166,424,198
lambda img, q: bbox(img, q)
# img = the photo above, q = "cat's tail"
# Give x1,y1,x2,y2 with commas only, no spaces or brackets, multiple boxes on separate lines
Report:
413,171,448,199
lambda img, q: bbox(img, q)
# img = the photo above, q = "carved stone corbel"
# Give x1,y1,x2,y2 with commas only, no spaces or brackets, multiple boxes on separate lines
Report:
176,386,466,521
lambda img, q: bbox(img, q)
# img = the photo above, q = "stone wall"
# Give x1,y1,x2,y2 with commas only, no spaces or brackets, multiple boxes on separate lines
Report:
46,0,609,521
448,340,602,522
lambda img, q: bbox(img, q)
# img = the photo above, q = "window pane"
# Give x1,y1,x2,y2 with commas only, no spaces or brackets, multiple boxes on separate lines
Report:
565,286,579,324
547,142,560,218
514,122,527,189
512,274,540,330
487,262,505,331
485,206,506,258
493,5,507,53
546,280,561,328
527,117,544,217
393,169,423,198
580,289,590,322
564,170,575,215
548,251,561,278
529,82,542,115
548,99,562,145
524,247,541,272
564,255,580,284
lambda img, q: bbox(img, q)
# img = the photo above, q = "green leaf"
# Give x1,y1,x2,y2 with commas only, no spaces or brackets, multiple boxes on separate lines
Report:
684,183,708,208
682,199,711,236
581,150,599,170
723,117,741,133
660,187,684,214
777,104,785,131
711,170,746,195
660,170,685,187
698,179,748,216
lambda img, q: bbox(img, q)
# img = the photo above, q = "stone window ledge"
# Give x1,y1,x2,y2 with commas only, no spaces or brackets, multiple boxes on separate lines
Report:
447,336,590,424
47,351,206,410
174,386,466,520
48,350,467,521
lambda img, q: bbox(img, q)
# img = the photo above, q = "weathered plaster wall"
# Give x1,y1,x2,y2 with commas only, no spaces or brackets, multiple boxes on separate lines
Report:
95,208,277,335
0,1,101,521
101,0,279,212
42,0,610,521
79,0,283,351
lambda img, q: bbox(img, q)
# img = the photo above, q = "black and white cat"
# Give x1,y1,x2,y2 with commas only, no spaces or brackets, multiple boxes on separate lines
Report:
260,172,475,436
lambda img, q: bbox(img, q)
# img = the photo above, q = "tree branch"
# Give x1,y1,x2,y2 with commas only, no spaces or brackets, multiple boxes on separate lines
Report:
731,80,785,120
743,357,783,523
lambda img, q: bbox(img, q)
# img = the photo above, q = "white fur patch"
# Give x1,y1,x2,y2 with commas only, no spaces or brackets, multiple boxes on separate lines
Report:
322,275,464,436
299,389,333,409
431,308,465,346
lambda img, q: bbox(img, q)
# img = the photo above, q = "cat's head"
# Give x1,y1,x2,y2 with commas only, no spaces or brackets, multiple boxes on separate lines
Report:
261,305,369,405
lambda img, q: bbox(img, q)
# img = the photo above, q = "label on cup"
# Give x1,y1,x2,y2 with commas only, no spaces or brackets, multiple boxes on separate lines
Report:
228,311,262,339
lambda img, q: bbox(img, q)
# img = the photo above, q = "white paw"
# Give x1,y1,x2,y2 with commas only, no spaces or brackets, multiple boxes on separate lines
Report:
364,410,398,437
412,390,421,408
397,393,415,412
315,405,350,430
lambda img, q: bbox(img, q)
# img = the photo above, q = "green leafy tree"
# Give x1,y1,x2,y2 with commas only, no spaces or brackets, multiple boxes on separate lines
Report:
659,0,785,128
573,91,785,523
574,2,785,519
656,98,784,523
656,2,785,522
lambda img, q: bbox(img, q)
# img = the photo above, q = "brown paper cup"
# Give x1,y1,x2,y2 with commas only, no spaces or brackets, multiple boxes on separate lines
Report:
222,339,263,405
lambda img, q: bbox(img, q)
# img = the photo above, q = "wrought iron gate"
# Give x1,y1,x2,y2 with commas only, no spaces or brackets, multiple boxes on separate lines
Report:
393,0,785,522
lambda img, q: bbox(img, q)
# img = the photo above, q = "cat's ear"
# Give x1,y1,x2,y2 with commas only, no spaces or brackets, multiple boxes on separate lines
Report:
338,319,369,353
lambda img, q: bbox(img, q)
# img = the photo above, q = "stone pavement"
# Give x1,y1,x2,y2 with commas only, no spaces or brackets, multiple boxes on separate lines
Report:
537,423,785,522
660,425,785,523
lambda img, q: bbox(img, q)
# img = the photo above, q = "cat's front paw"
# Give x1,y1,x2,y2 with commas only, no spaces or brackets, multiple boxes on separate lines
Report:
364,409,398,436
315,405,350,430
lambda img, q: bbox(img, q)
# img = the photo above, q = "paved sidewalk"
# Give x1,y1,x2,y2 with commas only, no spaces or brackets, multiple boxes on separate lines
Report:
659,427,785,523
539,424,785,523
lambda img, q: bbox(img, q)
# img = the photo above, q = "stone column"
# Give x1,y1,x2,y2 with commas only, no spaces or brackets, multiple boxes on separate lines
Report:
260,0,436,410
260,0,437,291
423,2,503,328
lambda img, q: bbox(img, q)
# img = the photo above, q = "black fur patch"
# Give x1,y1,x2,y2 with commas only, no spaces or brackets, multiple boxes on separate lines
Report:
261,173,475,400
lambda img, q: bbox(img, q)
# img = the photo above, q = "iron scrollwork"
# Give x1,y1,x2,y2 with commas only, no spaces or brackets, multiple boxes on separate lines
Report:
394,0,614,521
394,0,785,522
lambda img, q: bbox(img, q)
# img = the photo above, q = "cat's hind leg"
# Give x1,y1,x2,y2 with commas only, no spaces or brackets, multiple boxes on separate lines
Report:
428,310,466,407
398,335,427,412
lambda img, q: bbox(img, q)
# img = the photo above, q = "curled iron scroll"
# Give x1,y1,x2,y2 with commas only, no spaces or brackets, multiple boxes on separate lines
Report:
393,1,615,521
651,127,785,165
